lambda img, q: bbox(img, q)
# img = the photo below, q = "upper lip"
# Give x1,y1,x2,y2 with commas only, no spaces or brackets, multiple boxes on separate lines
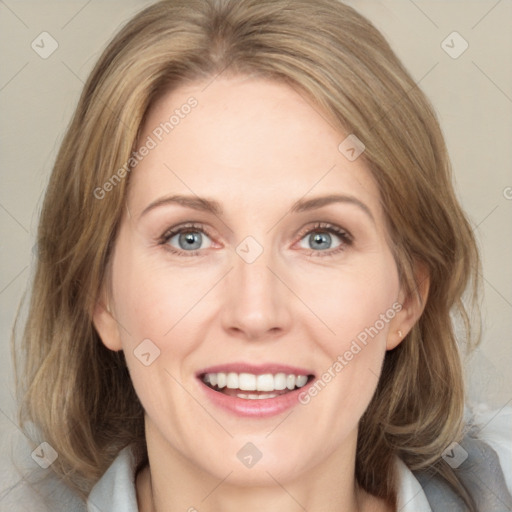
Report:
196,362,315,378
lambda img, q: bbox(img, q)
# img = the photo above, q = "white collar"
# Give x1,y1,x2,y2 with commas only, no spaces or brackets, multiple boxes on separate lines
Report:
87,446,138,512
395,457,432,512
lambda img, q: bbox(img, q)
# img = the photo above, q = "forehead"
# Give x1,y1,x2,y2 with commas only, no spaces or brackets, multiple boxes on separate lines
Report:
127,76,382,222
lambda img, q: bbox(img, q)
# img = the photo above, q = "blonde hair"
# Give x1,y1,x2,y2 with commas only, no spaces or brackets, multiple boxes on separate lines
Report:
13,0,481,508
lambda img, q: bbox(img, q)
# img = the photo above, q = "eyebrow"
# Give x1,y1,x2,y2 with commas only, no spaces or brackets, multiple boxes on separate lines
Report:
290,194,374,222
140,194,223,218
139,193,374,222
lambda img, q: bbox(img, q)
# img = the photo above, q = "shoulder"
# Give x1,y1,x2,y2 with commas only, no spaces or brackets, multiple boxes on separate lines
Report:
3,442,140,512
0,433,86,512
411,403,512,512
466,402,512,489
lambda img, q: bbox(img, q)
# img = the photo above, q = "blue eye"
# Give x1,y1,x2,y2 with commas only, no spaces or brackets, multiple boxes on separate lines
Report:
301,231,339,251
161,224,213,255
297,223,352,256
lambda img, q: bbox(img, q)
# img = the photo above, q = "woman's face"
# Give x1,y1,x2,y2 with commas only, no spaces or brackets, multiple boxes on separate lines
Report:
95,76,412,485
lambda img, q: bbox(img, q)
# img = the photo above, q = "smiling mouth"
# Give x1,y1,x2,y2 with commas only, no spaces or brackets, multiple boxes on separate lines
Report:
200,372,314,400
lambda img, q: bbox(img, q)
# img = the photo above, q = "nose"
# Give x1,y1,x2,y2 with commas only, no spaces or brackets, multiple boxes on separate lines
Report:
219,246,293,341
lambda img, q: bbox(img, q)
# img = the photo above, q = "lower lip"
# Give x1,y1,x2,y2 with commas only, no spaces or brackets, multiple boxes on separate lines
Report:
199,379,314,418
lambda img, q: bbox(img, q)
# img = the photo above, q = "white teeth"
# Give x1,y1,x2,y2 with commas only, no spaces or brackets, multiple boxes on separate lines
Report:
226,372,238,389
274,373,287,390
209,373,218,387
238,373,256,391
237,393,278,399
296,375,308,387
202,371,310,392
257,374,275,392
217,372,227,389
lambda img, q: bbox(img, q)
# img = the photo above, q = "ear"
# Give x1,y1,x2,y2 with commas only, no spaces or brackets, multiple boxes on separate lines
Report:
387,261,430,350
92,286,123,352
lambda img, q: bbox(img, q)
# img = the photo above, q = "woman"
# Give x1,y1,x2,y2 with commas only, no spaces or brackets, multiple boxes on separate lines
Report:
13,0,511,511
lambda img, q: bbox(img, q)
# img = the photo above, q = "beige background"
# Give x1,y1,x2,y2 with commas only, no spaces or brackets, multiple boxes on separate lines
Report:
1,0,511,496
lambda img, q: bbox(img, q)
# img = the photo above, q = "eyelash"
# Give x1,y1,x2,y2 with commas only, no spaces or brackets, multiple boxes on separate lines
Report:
158,222,353,258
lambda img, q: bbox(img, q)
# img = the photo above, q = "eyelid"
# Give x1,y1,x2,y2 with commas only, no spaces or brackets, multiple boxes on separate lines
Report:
295,221,353,243
159,222,214,243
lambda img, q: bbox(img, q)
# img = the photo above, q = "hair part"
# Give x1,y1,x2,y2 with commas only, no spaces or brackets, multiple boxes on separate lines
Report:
13,0,481,508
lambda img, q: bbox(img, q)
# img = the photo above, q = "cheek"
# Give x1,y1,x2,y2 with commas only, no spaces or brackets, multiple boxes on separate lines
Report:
295,254,399,411
111,236,207,342
109,251,199,417
109,238,221,406
300,255,399,352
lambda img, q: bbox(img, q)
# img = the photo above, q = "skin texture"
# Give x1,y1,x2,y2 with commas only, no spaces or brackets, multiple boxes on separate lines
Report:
93,75,426,512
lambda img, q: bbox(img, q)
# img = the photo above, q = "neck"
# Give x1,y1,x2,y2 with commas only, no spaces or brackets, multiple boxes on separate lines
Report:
136,417,390,512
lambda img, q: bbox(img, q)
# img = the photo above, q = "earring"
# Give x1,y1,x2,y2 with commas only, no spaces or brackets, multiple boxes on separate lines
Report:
398,330,403,338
